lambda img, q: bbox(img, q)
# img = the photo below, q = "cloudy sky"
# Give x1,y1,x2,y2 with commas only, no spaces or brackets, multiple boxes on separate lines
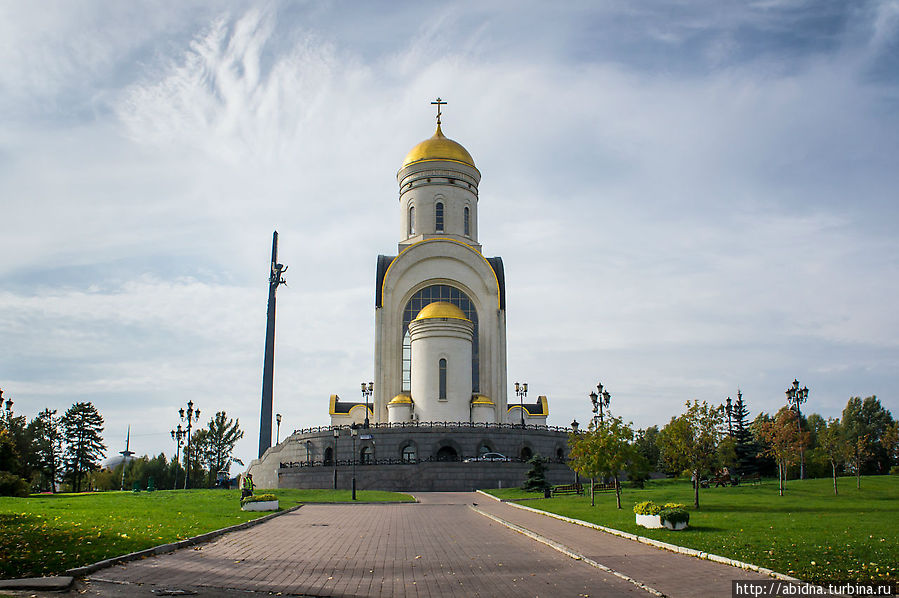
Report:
2,0,897,468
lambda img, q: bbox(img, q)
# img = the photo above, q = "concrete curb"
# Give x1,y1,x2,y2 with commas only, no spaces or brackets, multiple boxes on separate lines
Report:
471,506,666,597
65,505,303,578
0,576,74,591
481,494,801,583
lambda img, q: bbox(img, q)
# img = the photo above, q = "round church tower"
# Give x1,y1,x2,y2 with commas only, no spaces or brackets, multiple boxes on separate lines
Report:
408,301,474,422
397,123,481,252
372,115,509,426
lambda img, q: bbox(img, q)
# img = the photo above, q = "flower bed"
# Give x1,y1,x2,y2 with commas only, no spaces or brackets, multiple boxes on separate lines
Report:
634,501,689,530
241,493,279,512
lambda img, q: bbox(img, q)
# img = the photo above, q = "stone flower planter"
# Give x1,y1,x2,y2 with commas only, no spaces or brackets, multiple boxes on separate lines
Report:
662,519,688,531
241,500,279,512
635,514,663,529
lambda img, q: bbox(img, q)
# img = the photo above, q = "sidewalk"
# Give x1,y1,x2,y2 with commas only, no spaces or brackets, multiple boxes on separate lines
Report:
471,494,774,598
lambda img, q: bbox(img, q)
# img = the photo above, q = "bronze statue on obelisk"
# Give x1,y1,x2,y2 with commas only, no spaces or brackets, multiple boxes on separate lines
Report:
258,231,287,458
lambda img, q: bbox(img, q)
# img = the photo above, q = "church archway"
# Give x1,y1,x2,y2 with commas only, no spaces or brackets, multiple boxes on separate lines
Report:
519,446,533,461
402,284,479,393
361,445,373,464
324,447,333,465
436,446,459,461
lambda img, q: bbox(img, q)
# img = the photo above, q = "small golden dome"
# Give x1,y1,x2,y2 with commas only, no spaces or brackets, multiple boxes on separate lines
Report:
388,393,413,405
401,124,476,169
471,394,494,405
414,301,469,321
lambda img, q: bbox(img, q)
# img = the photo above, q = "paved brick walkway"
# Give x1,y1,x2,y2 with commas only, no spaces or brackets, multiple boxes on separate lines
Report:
472,495,774,598
87,492,776,597
93,493,645,597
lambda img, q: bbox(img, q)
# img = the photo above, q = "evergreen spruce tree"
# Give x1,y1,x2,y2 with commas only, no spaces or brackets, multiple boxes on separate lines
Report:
730,391,756,475
62,402,106,492
522,453,550,492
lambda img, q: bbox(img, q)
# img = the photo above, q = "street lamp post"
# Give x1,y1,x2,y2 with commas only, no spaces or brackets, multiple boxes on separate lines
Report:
514,382,528,427
351,424,358,500
589,382,611,428
333,428,339,490
170,425,186,489
179,401,201,489
361,382,373,428
275,413,282,444
785,379,809,480
570,419,580,485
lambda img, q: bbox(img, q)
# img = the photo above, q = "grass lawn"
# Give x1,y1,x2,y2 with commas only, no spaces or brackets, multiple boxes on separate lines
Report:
485,475,898,584
0,487,413,580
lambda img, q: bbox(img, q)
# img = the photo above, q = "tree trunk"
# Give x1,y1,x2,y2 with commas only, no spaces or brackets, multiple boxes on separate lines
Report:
832,461,838,496
778,461,784,496
614,476,621,509
591,477,595,507
856,467,860,490
693,469,700,509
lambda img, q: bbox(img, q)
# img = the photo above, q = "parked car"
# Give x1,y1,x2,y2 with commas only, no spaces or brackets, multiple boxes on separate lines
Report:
463,452,511,462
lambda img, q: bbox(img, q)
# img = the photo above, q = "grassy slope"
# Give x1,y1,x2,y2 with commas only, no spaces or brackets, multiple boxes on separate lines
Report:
0,488,413,579
486,476,898,583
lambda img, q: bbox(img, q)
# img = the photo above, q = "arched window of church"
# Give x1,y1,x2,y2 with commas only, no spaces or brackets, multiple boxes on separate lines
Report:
402,444,417,463
408,205,415,236
464,206,470,236
361,446,373,464
438,358,447,400
402,285,479,393
324,447,333,465
435,202,444,232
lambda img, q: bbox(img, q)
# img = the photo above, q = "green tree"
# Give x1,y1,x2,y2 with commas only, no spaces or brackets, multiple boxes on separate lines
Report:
818,418,850,495
193,411,244,487
727,391,757,476
522,454,551,493
30,408,63,492
634,426,660,472
0,428,29,496
759,407,808,496
62,402,106,492
749,412,777,477
842,396,894,475
845,433,871,490
568,416,634,508
658,401,727,509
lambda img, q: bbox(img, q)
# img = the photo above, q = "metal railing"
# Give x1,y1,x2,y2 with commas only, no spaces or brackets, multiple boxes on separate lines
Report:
279,456,569,469
289,421,573,437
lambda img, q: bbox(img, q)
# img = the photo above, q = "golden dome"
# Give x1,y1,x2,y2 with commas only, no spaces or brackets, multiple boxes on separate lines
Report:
414,301,469,321
388,393,413,405
401,124,476,169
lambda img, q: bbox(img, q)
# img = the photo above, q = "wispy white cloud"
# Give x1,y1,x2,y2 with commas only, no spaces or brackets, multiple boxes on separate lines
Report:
1,1,897,465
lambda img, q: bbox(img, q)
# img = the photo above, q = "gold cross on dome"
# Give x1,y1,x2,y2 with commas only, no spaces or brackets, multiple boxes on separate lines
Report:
431,97,447,125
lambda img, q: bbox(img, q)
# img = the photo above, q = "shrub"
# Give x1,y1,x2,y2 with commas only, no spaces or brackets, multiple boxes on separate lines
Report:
0,471,30,497
634,500,661,515
241,493,278,504
659,506,690,525
891,466,899,475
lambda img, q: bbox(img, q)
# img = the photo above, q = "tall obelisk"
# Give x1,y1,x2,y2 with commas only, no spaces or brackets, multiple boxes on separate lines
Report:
258,231,287,458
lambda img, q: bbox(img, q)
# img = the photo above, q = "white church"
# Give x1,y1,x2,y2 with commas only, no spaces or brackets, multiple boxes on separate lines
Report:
248,104,572,491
